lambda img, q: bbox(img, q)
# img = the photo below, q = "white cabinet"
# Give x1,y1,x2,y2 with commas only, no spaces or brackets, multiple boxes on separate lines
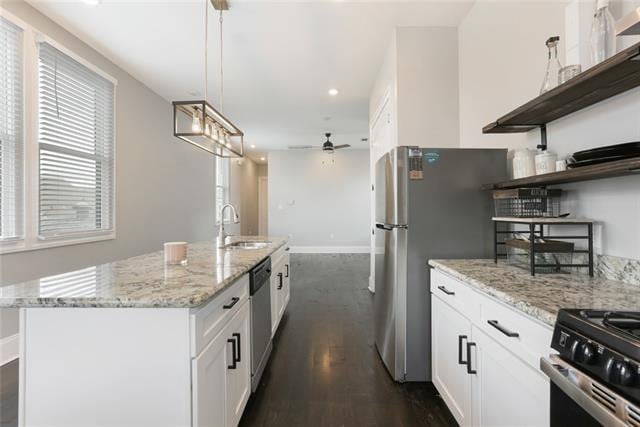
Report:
431,269,551,427
271,248,290,337
469,326,549,427
432,296,472,426
192,299,251,427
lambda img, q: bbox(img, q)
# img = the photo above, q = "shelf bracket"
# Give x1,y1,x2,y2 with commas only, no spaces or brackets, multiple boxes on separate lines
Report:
537,124,547,151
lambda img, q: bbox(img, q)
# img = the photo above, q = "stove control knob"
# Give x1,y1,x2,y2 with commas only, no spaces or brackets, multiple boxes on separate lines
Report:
617,361,636,387
580,343,597,364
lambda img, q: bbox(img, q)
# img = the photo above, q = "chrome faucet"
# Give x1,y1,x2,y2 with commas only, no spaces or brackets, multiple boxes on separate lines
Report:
218,203,240,248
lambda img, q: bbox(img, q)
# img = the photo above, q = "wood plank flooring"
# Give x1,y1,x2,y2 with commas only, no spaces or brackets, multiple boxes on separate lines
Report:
0,254,456,427
240,254,456,427
0,360,18,427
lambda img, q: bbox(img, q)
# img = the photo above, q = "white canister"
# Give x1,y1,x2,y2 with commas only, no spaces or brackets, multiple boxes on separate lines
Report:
535,151,558,175
556,159,567,171
164,242,188,265
512,149,536,179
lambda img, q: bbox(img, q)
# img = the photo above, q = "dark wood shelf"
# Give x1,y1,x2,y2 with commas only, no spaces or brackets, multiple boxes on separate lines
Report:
481,157,640,190
484,41,640,134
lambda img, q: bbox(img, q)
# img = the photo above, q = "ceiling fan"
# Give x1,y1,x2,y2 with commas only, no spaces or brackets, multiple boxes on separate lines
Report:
288,133,351,153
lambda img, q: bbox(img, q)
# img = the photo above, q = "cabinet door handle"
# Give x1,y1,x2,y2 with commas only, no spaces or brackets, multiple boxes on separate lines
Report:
488,320,520,338
285,264,289,278
223,297,240,309
466,342,477,374
278,273,283,290
233,333,241,363
437,286,455,296
458,335,468,365
227,338,237,369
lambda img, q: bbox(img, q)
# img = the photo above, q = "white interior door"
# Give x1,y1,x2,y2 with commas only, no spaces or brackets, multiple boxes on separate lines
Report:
258,176,268,236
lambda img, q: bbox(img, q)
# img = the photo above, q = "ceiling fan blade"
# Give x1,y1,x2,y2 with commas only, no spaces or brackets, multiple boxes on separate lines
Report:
288,145,314,149
334,144,351,149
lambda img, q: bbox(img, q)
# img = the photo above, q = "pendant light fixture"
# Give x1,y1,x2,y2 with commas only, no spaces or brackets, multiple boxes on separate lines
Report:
172,0,244,157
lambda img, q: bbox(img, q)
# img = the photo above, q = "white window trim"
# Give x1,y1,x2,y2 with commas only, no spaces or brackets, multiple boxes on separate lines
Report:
0,9,118,255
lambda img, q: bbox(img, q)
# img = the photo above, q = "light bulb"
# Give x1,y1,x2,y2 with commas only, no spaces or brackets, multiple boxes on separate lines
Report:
191,112,201,133
224,133,231,147
204,122,212,136
212,125,221,142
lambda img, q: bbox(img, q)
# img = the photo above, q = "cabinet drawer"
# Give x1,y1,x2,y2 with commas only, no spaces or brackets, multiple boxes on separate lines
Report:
270,244,289,267
190,275,249,357
430,269,479,323
477,295,553,372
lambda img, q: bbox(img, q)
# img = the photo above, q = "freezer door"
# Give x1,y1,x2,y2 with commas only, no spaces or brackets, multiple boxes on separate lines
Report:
374,223,407,381
375,151,395,225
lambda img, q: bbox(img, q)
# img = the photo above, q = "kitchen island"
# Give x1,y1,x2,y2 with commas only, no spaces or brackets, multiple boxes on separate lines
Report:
0,236,289,427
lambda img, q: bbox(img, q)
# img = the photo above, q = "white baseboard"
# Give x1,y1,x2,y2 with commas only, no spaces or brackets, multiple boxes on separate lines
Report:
0,333,19,365
289,246,369,254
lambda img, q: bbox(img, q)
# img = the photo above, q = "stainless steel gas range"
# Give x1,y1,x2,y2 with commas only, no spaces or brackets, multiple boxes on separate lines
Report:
541,309,640,426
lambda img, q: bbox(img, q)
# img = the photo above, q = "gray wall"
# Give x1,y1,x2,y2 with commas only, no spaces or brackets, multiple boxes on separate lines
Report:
0,0,216,340
230,158,259,236
268,150,369,249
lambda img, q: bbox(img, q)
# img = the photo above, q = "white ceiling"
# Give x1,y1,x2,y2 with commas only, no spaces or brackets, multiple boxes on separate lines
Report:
25,0,474,162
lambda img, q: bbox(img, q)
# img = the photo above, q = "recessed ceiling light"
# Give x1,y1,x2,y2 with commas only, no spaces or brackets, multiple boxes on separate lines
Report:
328,88,339,96
250,144,256,149
260,157,266,161
83,0,101,5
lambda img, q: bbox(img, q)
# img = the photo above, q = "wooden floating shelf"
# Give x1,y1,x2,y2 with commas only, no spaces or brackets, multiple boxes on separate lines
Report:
484,41,640,134
482,157,640,190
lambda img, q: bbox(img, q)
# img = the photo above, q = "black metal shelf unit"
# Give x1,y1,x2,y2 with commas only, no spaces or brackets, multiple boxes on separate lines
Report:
493,218,594,277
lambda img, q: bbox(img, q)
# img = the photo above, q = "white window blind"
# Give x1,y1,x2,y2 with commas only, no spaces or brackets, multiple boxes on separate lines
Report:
38,42,114,238
215,156,230,224
0,17,24,241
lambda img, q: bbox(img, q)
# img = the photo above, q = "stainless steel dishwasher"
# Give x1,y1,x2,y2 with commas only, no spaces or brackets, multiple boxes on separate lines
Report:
249,256,272,392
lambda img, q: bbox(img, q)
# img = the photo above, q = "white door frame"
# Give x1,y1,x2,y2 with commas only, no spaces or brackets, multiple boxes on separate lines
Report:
258,176,268,236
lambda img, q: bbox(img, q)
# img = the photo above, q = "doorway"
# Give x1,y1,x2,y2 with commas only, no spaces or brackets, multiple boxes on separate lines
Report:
258,176,268,236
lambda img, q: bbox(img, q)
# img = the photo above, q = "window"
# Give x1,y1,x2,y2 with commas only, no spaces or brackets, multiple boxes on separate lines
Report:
0,17,24,242
215,157,230,224
37,42,114,239
0,12,116,254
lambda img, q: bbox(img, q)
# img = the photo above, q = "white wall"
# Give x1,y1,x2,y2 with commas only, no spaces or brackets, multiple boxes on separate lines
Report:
458,0,640,260
268,150,370,252
0,1,216,341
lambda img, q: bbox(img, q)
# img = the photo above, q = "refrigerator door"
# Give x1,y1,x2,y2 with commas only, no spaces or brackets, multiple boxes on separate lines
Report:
374,223,407,381
375,149,405,226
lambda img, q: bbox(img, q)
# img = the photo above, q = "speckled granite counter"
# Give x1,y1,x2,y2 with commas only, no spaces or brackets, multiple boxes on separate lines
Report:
0,236,287,308
429,259,640,327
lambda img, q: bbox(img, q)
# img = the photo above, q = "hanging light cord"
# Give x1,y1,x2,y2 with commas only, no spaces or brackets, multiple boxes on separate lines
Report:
203,0,208,102
219,10,224,112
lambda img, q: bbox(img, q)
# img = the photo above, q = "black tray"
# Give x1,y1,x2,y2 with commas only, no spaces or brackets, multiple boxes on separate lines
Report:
570,141,640,162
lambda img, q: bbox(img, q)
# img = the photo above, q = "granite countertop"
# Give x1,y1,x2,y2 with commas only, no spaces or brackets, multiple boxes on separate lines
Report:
0,236,288,309
429,259,640,327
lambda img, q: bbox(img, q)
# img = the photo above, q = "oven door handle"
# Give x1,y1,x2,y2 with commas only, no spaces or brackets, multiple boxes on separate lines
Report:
540,357,628,427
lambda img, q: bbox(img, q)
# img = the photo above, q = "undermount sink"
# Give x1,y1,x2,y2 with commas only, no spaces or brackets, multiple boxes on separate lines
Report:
225,241,269,250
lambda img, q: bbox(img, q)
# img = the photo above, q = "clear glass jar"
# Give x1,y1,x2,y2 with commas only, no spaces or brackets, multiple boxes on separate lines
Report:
540,36,562,94
590,0,616,66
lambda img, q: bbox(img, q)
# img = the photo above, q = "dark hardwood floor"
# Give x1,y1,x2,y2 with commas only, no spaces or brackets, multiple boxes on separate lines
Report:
0,254,456,427
240,254,456,427
0,359,18,427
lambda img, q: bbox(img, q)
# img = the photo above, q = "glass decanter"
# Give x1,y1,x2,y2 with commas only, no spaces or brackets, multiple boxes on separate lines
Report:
540,36,562,95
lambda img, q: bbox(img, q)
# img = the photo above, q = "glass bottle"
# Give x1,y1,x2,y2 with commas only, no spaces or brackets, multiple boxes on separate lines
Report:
540,36,562,95
590,0,616,66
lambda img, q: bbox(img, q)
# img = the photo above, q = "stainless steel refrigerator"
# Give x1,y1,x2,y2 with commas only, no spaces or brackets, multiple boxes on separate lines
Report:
374,147,506,382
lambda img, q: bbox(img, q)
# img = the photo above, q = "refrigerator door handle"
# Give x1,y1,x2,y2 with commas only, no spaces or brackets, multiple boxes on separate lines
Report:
376,223,408,230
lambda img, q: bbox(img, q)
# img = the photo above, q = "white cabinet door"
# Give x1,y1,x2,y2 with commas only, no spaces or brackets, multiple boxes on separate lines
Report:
469,325,549,427
432,295,472,427
225,300,251,427
282,252,291,309
270,268,280,337
192,325,229,427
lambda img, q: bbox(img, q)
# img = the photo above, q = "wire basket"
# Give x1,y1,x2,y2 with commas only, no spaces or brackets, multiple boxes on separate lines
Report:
493,188,561,218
